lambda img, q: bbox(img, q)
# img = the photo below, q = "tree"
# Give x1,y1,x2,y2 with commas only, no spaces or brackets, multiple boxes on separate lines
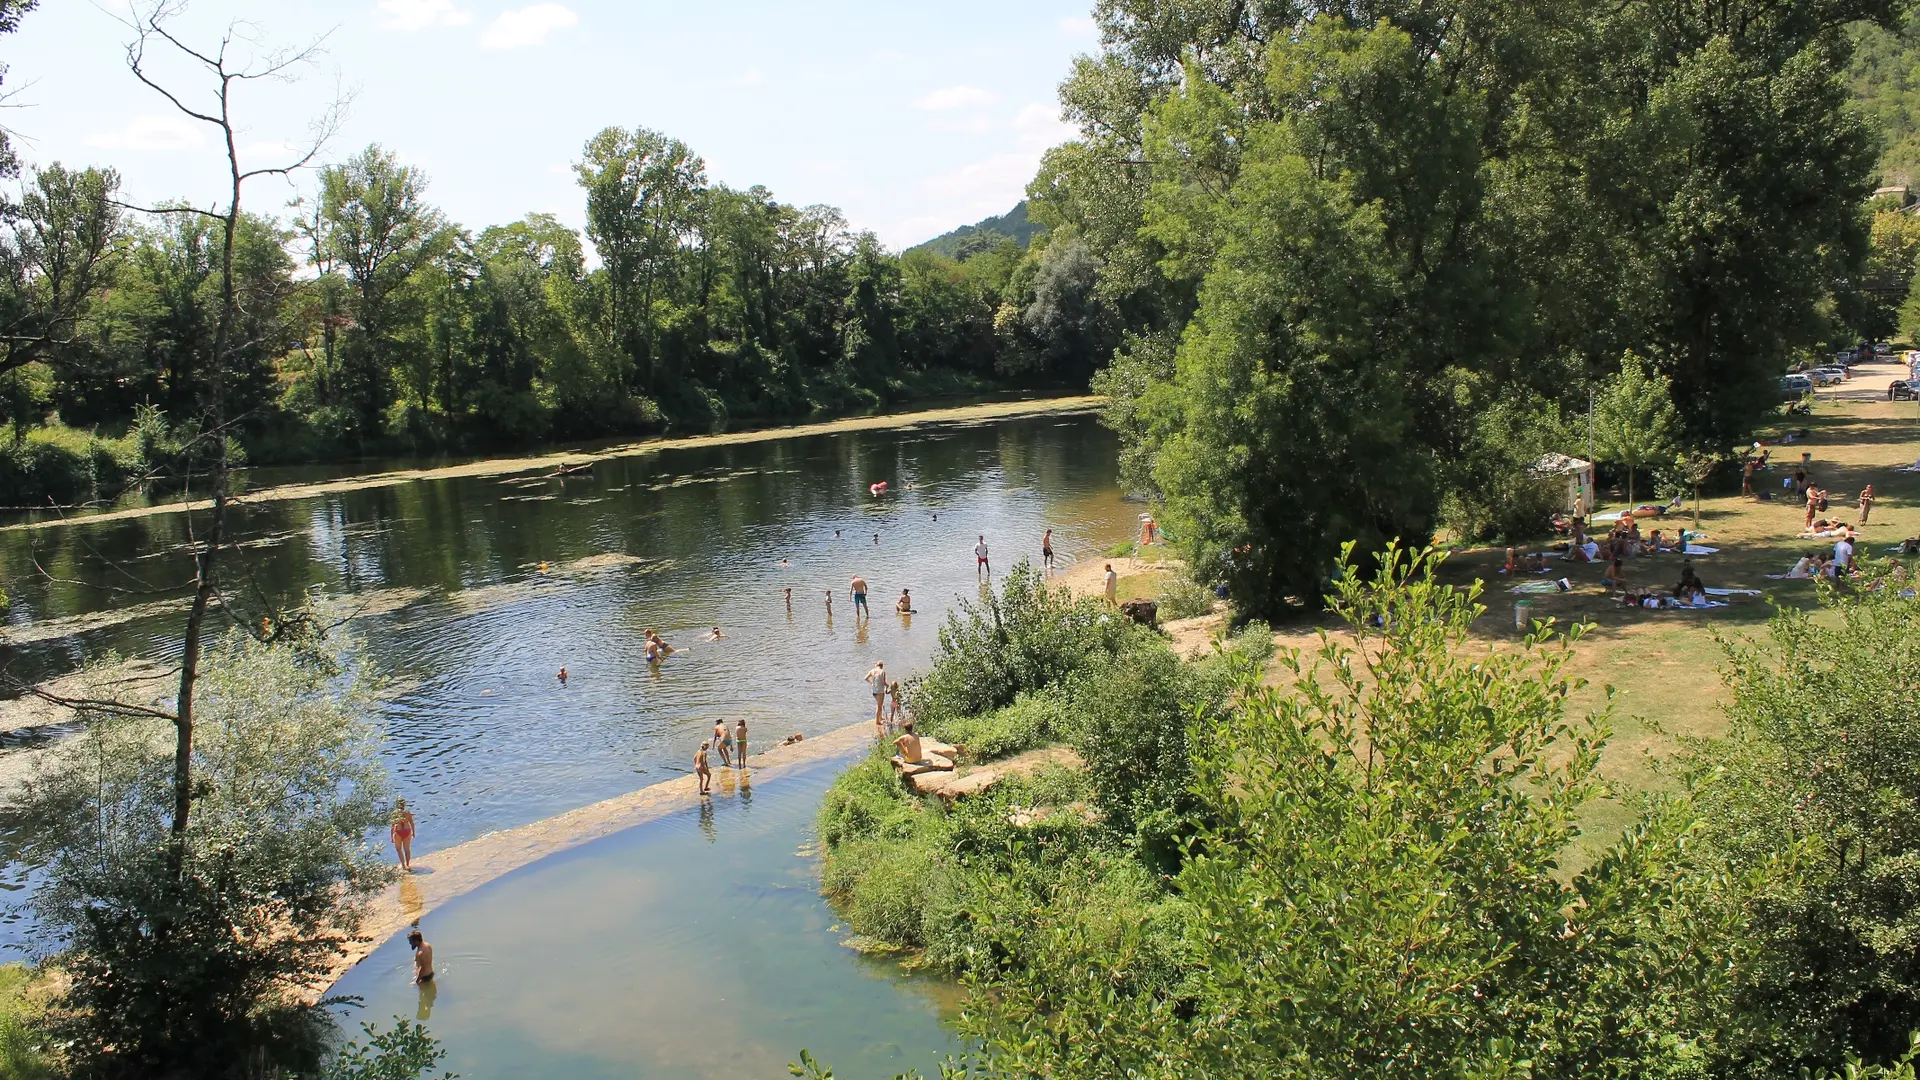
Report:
1860,203,1920,340
1676,447,1723,531
317,145,451,438
575,126,705,397
1592,352,1680,509
22,631,392,1076
1699,574,1920,1075
0,164,125,392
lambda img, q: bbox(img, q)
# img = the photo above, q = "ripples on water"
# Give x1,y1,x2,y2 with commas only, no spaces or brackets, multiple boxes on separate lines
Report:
0,415,1133,960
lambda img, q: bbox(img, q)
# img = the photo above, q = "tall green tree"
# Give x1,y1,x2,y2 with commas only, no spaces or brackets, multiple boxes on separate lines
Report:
575,126,705,399
316,145,452,438
1591,352,1681,509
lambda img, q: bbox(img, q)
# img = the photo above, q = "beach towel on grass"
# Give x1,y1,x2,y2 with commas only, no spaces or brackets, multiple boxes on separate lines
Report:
1684,545,1719,555
1510,580,1563,595
1705,588,1761,597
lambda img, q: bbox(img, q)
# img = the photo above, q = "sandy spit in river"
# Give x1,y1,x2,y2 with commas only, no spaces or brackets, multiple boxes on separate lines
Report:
5,396,1104,534
322,720,878,992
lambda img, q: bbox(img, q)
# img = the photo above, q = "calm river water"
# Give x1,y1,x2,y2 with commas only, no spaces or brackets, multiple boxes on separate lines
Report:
0,410,1131,1075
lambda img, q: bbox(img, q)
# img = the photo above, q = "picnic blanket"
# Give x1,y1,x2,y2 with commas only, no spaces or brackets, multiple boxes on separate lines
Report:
1591,512,1624,523
1510,580,1565,595
1704,588,1761,597
1683,545,1719,555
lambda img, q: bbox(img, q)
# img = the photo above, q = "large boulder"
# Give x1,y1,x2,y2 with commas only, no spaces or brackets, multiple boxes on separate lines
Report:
1119,598,1158,628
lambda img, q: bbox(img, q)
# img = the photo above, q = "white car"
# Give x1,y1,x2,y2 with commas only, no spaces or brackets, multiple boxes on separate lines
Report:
1807,368,1846,387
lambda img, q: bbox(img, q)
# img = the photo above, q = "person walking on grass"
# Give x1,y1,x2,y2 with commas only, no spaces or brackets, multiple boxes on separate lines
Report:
1861,484,1876,525
390,798,416,872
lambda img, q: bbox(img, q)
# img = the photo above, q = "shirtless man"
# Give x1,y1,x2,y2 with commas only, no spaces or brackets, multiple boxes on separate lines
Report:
975,536,991,579
865,660,890,731
713,719,733,767
705,626,725,641
1042,529,1055,573
408,930,434,985
849,575,870,619
893,721,923,764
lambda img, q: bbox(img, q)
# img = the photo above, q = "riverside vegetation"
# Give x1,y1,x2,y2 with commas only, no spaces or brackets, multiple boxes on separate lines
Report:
811,548,1920,1079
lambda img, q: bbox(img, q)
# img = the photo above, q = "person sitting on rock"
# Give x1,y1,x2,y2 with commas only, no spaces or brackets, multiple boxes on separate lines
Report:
893,721,923,764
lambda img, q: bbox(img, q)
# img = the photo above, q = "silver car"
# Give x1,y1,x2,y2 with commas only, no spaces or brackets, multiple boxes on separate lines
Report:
1807,368,1846,387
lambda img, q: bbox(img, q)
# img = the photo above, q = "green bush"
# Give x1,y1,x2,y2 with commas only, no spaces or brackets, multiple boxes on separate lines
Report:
909,561,1145,727
922,689,1065,762
1156,575,1218,620
816,748,919,849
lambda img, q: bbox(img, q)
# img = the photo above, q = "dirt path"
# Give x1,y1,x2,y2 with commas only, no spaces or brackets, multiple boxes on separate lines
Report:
328,720,876,988
6,396,1104,534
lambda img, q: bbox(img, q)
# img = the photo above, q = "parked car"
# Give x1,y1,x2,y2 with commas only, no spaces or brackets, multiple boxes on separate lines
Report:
1876,341,1896,356
1780,373,1814,400
1892,380,1919,401
1806,368,1846,387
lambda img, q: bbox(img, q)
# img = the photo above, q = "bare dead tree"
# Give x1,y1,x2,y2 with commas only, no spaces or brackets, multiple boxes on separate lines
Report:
111,0,344,851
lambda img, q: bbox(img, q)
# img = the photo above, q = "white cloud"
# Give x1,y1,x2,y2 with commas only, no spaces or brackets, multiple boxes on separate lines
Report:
481,3,579,49
86,114,206,151
734,68,764,88
1012,103,1076,149
912,85,999,111
375,0,472,31
1057,15,1096,38
921,151,1036,209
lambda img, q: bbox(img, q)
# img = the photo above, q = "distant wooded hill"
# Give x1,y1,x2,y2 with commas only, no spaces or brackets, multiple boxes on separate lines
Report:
910,202,1039,258
1853,18,1920,185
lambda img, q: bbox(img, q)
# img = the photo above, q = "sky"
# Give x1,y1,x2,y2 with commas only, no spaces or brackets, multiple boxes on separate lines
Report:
5,0,1101,250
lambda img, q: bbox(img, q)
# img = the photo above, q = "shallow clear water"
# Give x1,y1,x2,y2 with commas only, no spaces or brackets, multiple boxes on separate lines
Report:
0,413,1131,968
332,759,964,1080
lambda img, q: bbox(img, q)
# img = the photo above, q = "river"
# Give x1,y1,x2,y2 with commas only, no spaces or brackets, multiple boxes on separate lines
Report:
0,409,1133,1076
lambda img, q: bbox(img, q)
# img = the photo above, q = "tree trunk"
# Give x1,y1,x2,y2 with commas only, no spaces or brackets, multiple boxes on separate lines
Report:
171,98,244,850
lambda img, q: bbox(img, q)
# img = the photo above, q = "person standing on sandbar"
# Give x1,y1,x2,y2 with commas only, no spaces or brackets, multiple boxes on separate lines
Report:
734,718,749,769
865,660,889,733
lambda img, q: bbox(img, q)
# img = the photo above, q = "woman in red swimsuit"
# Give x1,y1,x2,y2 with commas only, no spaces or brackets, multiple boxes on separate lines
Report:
390,797,416,872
